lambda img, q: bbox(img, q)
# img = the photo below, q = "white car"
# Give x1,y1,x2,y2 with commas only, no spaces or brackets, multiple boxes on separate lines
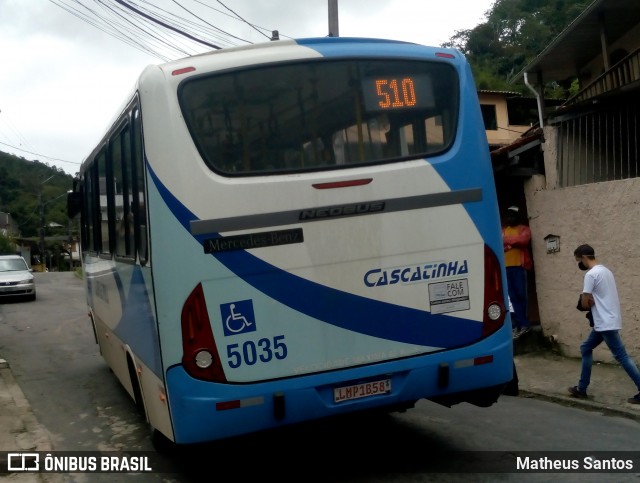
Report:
0,255,36,301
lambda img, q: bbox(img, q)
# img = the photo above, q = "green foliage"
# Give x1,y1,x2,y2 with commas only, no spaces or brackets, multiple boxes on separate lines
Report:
0,232,17,255
443,0,592,96
568,78,581,97
0,151,74,238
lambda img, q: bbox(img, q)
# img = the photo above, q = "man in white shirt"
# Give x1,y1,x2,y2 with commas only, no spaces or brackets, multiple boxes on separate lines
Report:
568,244,640,404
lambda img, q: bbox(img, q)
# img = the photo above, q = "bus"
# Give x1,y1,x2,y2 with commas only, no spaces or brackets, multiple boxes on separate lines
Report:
67,36,513,447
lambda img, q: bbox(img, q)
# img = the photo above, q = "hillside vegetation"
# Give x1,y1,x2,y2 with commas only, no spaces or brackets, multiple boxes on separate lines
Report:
0,151,74,239
442,0,591,98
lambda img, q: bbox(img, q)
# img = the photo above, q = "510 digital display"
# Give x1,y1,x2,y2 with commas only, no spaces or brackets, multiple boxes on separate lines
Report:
362,75,435,112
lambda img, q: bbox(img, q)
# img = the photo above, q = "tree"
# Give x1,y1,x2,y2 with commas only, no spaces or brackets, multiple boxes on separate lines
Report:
0,152,73,238
0,151,77,269
0,233,17,255
443,0,592,96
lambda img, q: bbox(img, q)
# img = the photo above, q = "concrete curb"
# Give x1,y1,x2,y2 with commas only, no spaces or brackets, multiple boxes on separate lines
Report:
519,389,640,423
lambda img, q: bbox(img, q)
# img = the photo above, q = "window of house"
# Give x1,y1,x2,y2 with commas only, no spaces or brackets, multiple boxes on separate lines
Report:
480,104,497,131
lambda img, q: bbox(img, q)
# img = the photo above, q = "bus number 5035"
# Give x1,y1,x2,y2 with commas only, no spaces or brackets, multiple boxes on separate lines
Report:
226,336,288,368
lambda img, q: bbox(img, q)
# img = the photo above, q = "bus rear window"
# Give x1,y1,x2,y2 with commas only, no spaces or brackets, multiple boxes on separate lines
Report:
179,59,459,175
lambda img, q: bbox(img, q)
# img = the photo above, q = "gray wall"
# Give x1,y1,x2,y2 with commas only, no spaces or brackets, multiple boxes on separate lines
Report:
524,126,640,362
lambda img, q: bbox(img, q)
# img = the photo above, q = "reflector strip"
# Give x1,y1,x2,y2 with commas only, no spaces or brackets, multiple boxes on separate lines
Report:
474,355,494,365
216,396,265,411
454,355,493,368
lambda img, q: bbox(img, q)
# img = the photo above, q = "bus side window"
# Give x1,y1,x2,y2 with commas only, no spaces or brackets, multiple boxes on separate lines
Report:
113,122,136,259
83,169,95,252
132,105,148,265
97,149,109,255
112,129,126,257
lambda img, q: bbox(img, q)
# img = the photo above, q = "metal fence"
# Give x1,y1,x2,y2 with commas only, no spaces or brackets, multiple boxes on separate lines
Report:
554,94,640,187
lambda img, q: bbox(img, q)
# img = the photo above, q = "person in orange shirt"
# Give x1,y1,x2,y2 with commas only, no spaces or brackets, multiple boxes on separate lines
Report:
502,206,533,338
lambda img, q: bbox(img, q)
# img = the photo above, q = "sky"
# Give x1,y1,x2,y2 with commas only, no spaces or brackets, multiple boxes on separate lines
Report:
0,0,495,176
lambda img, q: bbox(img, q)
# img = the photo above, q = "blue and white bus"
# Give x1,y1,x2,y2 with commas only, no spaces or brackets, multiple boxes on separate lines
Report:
68,37,513,447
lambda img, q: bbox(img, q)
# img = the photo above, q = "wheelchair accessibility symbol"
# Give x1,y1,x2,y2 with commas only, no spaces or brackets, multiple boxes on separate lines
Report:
220,299,256,336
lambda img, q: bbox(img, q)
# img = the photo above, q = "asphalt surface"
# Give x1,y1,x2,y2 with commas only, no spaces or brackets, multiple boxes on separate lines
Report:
1,318,639,481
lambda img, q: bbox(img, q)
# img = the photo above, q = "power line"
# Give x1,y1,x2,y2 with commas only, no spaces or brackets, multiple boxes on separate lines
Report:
191,0,282,39
0,112,38,155
97,0,194,59
214,0,271,41
130,0,245,49
47,0,285,61
112,0,222,49
49,0,170,60
10,0,288,170
48,0,211,60
165,0,251,44
0,141,80,169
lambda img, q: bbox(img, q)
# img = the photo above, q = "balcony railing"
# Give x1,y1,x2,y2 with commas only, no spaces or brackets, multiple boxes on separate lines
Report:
567,46,640,105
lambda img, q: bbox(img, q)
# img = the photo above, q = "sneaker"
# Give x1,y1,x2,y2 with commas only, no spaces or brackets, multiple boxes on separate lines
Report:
628,393,640,404
568,386,588,399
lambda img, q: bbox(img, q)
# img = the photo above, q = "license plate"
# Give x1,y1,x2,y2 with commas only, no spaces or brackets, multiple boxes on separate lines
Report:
334,379,391,403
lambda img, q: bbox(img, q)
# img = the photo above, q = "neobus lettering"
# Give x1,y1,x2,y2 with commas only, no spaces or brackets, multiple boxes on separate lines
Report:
364,260,469,287
299,201,385,220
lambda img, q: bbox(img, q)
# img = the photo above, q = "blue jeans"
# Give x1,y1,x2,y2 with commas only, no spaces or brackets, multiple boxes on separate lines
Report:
506,266,529,330
578,329,640,393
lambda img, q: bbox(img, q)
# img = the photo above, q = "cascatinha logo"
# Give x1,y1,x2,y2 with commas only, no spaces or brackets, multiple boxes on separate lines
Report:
364,260,469,287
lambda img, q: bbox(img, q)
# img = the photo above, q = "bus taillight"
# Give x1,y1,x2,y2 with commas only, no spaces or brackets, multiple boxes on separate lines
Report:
483,245,506,337
181,283,226,382
172,66,196,76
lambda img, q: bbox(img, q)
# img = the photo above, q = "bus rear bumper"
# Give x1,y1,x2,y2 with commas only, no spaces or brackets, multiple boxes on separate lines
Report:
166,331,513,444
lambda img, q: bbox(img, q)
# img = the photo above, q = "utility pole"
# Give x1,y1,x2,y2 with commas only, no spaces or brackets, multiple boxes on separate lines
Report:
39,191,45,266
328,0,339,37
38,174,57,270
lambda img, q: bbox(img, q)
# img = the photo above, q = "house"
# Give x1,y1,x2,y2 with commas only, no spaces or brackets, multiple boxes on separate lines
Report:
478,90,534,150
509,0,640,360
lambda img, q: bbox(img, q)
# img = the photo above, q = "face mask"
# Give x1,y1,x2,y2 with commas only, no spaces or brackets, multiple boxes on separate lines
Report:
578,261,588,271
